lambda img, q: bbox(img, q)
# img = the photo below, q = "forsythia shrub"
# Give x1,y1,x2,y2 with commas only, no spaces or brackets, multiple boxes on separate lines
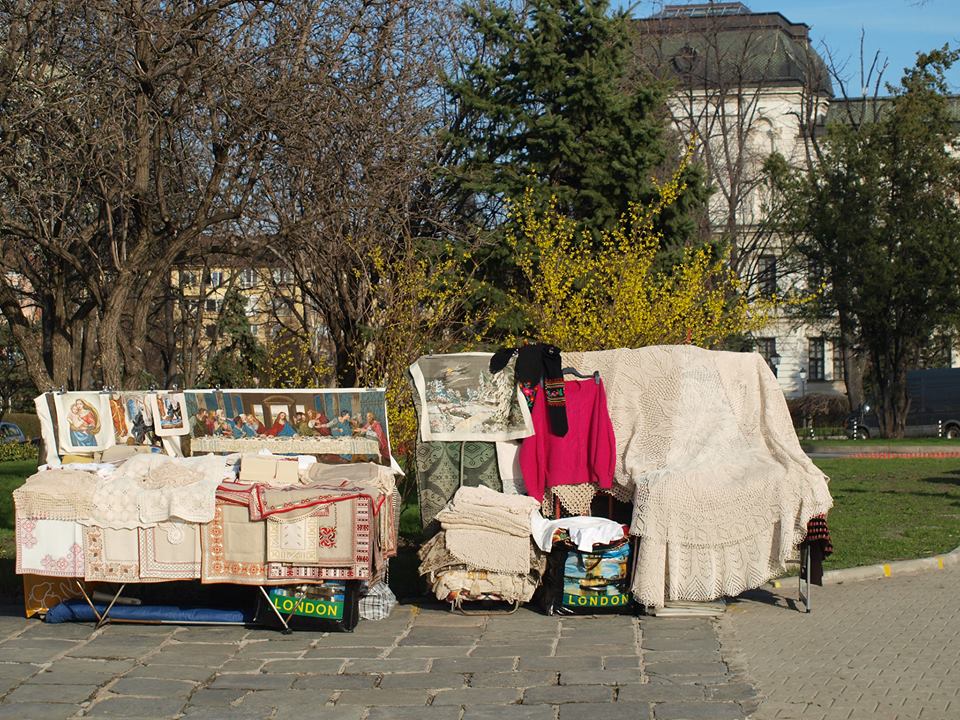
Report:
356,244,490,492
0,442,38,462
509,161,773,350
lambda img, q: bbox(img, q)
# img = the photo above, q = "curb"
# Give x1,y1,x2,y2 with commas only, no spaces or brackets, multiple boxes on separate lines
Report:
771,544,960,589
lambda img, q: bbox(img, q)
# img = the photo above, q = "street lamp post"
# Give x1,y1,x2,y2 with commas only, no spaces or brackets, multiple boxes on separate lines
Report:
768,351,781,377
799,367,810,437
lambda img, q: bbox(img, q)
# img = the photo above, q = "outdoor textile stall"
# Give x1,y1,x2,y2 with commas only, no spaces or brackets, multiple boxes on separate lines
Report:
409,345,833,611
16,387,400,628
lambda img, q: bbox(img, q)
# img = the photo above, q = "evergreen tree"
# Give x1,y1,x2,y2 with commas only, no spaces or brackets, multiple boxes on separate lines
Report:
203,287,267,388
445,0,702,230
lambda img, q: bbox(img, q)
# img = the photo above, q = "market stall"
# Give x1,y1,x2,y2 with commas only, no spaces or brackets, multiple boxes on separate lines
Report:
17,387,400,631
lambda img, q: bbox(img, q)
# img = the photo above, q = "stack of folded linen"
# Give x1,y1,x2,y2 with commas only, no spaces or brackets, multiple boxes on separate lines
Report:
418,485,545,606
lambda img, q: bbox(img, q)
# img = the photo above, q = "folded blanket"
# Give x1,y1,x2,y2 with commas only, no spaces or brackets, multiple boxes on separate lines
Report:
433,486,540,574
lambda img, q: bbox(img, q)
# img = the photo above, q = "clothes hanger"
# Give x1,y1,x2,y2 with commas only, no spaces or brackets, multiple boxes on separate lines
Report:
561,366,600,384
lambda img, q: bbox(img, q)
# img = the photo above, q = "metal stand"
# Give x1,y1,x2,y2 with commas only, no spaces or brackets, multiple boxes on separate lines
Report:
450,598,521,615
798,545,812,613
75,581,128,629
257,586,306,634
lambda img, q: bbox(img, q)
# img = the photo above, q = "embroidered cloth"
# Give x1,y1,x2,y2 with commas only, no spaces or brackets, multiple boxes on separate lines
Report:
138,522,202,579
15,518,84,577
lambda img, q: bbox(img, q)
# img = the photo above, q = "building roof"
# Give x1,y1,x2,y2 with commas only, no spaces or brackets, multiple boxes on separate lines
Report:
825,95,960,127
631,3,833,96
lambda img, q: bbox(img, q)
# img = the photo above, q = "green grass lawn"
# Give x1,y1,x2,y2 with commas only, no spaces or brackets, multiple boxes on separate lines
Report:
0,459,38,601
814,458,960,569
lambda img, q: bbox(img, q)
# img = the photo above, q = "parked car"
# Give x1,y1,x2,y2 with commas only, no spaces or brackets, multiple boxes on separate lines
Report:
0,421,27,444
846,368,960,439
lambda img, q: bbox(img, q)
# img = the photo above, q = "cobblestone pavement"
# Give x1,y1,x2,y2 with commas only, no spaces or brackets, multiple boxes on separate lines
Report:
0,604,757,719
722,565,960,720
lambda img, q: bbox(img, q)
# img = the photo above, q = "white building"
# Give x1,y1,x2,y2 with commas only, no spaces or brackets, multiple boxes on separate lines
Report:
633,2,849,399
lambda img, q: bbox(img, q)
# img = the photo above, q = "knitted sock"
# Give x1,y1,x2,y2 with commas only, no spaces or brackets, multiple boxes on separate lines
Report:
541,345,567,436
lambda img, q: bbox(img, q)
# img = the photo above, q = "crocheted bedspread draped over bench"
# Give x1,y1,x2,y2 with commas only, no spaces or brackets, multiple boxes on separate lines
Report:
561,346,833,608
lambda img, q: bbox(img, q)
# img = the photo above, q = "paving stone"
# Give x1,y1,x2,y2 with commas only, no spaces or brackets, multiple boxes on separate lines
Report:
413,614,486,628
522,684,614,704
645,661,728,676
334,688,429,705
291,674,376,690
341,658,429,674
20,624,96,640
260,659,345,674
25,657,135,685
401,631,481,646
170,626,250,643
365,707,462,720
652,701,746,719
152,643,238,665
84,695,186,717
215,659,266,674
603,655,642,669
703,682,759,702
5,682,96,704
432,686,522,705
642,638,719,652
439,657,517,673
0,662,40,681
0,641,79,663
555,643,636,657
303,646,385,658
463,706,557,720
0,701,79,719
183,687,249,706
110,677,197,697
560,702,651,719
643,650,722,663
309,634,394,648
273,707,364,720
389,645,473,658
181,708,269,720
238,688,334,711
617,685,707,703
559,669,645,686
377,672,466,689
471,645,553,657
67,638,156,660
209,672,295,690
470,671,558,688
123,664,217,682
519,655,604,672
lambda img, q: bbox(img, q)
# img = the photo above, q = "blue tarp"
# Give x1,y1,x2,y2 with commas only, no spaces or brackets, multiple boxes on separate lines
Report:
45,599,255,625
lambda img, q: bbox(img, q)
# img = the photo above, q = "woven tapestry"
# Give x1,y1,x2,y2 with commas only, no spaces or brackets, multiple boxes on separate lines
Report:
415,441,502,532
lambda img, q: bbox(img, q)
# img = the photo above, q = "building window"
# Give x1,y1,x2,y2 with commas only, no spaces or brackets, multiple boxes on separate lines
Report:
808,338,825,381
757,255,777,296
205,298,223,312
209,271,223,288
755,337,778,377
808,260,824,291
239,269,258,289
205,324,217,340
179,271,198,287
832,339,844,382
272,269,294,285
249,324,259,337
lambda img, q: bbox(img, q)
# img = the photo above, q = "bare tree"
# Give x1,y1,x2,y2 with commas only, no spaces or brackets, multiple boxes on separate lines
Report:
260,0,455,386
0,1,309,388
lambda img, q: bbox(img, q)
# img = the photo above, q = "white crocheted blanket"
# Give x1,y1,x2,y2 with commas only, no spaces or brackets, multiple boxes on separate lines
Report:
562,345,834,607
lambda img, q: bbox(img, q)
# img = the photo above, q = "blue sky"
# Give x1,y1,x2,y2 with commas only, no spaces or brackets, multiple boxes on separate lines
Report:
619,1,960,93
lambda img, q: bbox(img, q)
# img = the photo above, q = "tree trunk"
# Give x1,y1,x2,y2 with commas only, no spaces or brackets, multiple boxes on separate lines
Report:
874,356,909,438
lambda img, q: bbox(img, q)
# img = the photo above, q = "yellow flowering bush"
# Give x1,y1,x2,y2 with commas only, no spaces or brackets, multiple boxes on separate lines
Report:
355,243,490,482
260,337,330,389
509,161,773,350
